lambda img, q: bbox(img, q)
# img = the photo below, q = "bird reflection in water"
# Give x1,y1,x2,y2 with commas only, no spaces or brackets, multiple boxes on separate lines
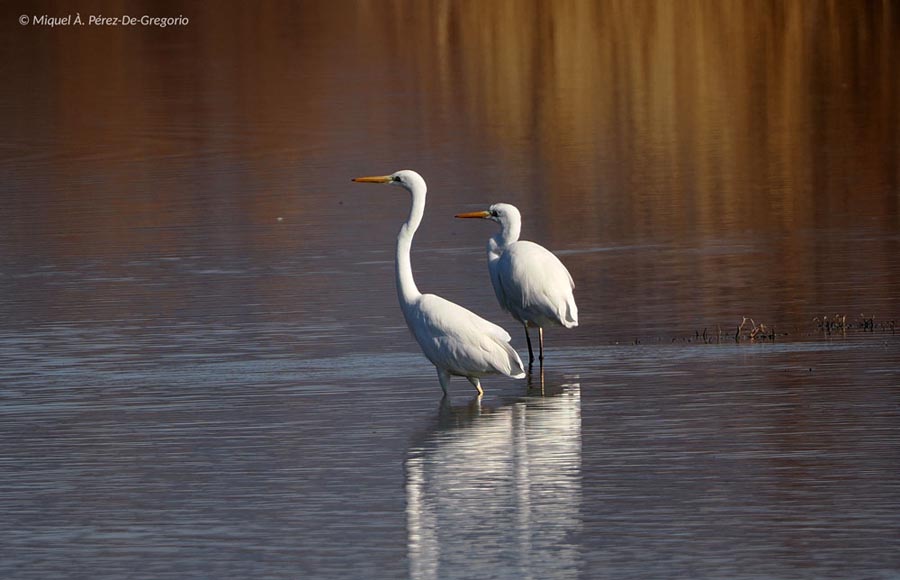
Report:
405,378,582,579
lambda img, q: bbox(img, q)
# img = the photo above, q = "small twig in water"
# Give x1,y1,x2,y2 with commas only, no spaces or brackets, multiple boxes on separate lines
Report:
735,316,748,342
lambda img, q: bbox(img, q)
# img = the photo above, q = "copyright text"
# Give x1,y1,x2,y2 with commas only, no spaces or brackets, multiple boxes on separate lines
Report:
21,13,190,28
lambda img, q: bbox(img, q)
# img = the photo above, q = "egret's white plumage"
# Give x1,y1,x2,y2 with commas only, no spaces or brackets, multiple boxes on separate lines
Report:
352,171,525,395
456,203,578,367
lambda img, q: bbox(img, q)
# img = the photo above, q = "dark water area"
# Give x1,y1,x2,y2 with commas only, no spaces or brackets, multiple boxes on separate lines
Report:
1,1,899,578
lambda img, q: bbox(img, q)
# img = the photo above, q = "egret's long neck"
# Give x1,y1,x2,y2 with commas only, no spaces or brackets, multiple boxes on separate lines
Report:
396,186,426,307
494,215,521,251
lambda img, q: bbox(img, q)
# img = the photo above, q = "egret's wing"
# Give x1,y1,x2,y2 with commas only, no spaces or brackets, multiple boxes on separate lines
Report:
497,241,578,327
407,294,525,378
416,294,511,342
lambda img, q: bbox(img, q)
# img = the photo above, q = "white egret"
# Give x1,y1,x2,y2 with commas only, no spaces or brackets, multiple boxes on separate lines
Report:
456,203,578,368
352,171,526,396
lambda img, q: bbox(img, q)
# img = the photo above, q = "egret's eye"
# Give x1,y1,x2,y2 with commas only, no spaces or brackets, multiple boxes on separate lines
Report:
393,175,401,182
491,210,499,217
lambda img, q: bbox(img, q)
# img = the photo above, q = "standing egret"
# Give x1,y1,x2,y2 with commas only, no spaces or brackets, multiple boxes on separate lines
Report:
352,171,526,396
456,203,578,369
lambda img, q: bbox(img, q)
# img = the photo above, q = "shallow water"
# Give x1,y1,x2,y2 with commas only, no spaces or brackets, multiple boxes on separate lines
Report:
2,328,898,578
2,2,899,578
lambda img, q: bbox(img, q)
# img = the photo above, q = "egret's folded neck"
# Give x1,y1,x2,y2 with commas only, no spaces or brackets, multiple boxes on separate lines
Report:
497,218,520,249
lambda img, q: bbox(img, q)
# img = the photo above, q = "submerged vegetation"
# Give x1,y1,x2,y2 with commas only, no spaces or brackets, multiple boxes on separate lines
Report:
643,314,897,346
734,317,777,343
812,314,893,334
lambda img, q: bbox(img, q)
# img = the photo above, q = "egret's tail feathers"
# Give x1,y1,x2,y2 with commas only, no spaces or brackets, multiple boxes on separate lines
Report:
560,296,579,328
500,340,527,379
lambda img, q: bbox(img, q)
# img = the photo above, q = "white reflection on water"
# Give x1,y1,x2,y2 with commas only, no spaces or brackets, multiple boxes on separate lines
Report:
406,381,582,579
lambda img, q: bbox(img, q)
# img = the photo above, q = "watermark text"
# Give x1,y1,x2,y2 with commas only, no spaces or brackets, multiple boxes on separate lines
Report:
20,13,190,28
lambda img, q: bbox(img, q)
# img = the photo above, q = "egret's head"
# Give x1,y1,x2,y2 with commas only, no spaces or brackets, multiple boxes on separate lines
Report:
352,169,426,192
455,202,520,226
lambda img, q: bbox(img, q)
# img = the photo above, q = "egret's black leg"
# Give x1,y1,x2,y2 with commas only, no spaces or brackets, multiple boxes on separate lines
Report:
524,324,534,370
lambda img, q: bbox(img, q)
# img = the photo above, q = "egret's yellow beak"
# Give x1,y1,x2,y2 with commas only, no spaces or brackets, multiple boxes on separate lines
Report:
352,175,392,183
455,210,491,219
